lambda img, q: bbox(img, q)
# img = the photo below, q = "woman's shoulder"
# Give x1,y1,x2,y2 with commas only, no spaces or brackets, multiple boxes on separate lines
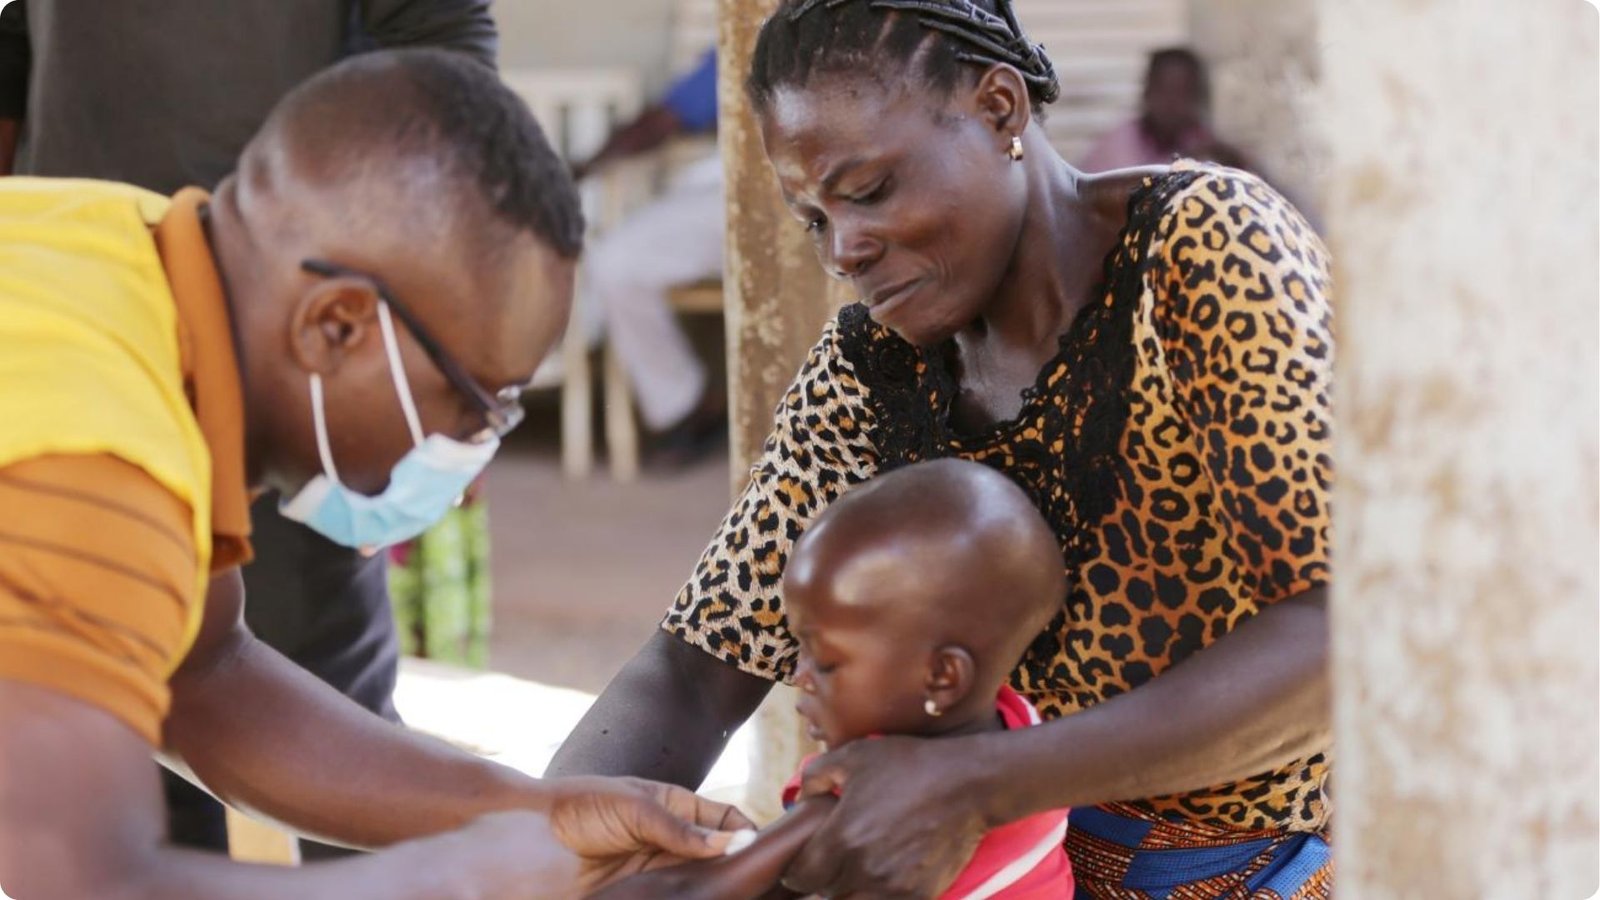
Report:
1139,161,1333,332
1155,161,1310,239
1081,160,1288,237
1078,163,1171,219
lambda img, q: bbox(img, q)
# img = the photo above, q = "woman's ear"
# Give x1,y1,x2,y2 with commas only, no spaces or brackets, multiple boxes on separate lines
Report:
925,644,978,714
287,275,383,376
971,62,1033,147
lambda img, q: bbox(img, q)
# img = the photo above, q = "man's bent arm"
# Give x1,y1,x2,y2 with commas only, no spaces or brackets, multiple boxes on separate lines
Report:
0,679,576,899
161,569,549,848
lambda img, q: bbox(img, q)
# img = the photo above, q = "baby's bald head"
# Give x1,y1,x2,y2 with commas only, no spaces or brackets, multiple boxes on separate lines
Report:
786,459,1065,695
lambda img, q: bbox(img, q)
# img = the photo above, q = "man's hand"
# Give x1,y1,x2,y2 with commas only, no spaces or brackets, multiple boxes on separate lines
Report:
781,736,988,898
543,775,755,888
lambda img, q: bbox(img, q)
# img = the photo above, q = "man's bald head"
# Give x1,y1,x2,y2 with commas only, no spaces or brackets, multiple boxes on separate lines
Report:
213,49,583,500
239,48,582,274
786,459,1066,685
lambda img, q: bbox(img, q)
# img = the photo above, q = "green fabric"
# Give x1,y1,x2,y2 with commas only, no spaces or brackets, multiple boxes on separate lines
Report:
389,500,492,667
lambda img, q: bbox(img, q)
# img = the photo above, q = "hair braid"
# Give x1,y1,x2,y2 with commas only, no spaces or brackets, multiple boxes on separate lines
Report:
750,0,1060,117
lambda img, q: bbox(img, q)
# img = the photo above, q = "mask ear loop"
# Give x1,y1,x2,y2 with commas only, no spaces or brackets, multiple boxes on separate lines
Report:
308,372,343,487
376,301,427,447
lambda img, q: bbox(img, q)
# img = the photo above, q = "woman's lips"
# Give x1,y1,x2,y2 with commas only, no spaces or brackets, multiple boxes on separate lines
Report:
864,279,921,322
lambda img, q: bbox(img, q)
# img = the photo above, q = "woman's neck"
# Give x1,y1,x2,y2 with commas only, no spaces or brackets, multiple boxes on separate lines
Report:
960,155,1117,359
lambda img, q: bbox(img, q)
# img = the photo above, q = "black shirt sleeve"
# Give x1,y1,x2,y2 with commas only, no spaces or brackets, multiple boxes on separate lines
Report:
0,0,30,119
360,0,498,70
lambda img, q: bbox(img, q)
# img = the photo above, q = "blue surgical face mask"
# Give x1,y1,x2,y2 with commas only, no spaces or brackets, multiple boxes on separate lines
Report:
279,302,499,551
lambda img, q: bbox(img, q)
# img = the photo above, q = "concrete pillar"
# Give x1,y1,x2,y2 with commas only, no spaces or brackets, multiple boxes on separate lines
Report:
716,0,834,822
1321,1,1599,896
1189,0,1326,219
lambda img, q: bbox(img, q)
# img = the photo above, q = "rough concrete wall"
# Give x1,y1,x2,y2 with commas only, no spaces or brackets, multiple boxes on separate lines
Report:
717,0,835,822
1189,0,1326,220
1321,1,1599,896
717,0,836,476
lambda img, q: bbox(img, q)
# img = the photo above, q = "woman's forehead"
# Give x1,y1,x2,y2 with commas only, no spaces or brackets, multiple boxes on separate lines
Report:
762,81,946,183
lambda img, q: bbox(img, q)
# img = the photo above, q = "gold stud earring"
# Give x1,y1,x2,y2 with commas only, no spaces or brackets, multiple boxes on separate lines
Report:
924,698,943,717
1007,135,1025,162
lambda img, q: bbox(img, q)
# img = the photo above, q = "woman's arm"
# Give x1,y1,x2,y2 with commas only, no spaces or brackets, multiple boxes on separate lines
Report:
551,317,881,786
548,631,773,785
982,585,1327,816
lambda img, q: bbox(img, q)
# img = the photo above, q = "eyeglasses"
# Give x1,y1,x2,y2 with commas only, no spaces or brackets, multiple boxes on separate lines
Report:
300,259,527,441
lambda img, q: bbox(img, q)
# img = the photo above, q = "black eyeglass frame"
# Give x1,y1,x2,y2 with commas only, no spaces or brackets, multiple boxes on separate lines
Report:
300,259,526,440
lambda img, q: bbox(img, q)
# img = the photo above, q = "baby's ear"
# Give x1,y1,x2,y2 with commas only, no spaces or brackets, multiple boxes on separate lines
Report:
926,645,977,711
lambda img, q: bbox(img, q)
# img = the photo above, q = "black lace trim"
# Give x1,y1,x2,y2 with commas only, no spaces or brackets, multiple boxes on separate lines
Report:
835,303,946,472
837,167,1204,565
1049,169,1202,546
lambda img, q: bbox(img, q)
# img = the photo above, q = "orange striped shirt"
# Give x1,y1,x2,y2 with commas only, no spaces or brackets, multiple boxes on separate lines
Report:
0,187,251,745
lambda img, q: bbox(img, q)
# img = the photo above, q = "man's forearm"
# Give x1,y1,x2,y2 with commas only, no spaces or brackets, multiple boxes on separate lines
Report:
163,624,546,849
547,630,771,785
95,827,549,900
975,588,1331,824
1,677,572,900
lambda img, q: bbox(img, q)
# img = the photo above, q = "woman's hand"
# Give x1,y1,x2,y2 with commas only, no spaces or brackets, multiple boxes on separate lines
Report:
542,775,756,889
780,735,991,898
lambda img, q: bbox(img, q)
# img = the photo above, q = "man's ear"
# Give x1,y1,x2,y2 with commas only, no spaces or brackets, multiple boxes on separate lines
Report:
287,276,383,376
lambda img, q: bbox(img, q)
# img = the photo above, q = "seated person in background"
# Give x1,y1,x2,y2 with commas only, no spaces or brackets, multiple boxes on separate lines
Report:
1079,46,1248,172
592,459,1074,899
573,48,728,470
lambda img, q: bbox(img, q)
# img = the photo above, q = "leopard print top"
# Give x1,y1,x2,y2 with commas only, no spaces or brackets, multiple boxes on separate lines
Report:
663,161,1333,836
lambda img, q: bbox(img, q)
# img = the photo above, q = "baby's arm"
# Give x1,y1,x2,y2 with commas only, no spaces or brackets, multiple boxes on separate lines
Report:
586,796,837,900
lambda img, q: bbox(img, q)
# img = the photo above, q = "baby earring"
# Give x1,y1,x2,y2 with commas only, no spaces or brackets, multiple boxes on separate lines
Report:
1007,135,1025,162
924,697,943,717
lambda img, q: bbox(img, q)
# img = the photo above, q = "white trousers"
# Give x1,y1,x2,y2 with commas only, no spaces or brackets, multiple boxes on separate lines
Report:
584,155,726,431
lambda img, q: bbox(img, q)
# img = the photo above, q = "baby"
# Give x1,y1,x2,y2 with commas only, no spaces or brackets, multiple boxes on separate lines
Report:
592,459,1073,899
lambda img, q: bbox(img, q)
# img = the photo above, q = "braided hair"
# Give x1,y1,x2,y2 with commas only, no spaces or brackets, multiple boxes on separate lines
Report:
747,0,1059,120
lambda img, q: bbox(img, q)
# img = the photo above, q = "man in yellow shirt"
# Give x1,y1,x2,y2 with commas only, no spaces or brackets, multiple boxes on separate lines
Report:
0,49,743,897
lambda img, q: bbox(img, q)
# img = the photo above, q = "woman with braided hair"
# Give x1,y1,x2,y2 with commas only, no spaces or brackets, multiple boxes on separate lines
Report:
550,1,1334,896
